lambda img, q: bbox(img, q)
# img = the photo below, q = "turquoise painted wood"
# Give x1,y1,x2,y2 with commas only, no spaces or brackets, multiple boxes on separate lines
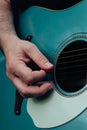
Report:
0,1,87,130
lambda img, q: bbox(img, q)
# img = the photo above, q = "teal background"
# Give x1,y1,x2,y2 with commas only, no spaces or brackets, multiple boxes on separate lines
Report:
0,0,87,130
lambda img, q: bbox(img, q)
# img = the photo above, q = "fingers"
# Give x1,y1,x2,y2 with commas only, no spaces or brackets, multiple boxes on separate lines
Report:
7,62,53,97
24,42,54,71
6,39,54,98
9,75,53,98
12,62,47,84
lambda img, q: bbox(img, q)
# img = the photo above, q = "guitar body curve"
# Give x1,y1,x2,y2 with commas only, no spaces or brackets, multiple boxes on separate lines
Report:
0,0,87,130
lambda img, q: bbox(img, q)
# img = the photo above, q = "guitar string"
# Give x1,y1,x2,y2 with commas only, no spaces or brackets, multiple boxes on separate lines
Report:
56,74,87,83
59,52,87,60
60,47,87,55
58,57,87,65
57,47,87,67
57,63,87,70
57,67,87,75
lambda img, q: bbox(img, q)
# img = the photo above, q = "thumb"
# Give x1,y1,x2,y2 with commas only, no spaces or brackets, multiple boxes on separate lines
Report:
26,42,54,71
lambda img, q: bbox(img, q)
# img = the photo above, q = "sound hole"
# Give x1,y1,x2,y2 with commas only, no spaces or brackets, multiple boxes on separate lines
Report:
56,40,87,93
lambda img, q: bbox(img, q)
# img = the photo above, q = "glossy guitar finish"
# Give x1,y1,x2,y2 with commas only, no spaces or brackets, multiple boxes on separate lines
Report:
0,0,87,130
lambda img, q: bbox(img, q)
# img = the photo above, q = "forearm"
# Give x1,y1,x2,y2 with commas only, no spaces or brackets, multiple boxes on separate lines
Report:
0,0,17,51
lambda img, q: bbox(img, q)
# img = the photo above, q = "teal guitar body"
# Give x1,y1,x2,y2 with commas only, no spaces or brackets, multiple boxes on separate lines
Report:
0,0,87,130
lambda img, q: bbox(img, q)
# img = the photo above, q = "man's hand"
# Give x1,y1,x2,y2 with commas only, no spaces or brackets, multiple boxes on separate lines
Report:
0,0,53,98
5,37,53,97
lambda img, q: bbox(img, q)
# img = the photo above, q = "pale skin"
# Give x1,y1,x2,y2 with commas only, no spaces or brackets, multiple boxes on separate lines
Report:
0,0,54,97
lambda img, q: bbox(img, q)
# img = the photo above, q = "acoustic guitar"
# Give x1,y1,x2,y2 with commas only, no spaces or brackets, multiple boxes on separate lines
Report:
0,0,87,130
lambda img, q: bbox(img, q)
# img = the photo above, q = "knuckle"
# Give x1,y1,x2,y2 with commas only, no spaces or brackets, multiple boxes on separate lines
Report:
26,76,33,84
36,53,48,64
6,71,13,81
27,43,35,51
38,55,47,62
6,62,13,73
6,67,12,78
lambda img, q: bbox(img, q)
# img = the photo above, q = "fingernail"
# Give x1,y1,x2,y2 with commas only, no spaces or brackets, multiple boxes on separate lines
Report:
45,62,53,68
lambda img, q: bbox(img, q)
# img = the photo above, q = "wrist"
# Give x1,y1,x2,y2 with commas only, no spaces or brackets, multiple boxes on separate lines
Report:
0,33,19,56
